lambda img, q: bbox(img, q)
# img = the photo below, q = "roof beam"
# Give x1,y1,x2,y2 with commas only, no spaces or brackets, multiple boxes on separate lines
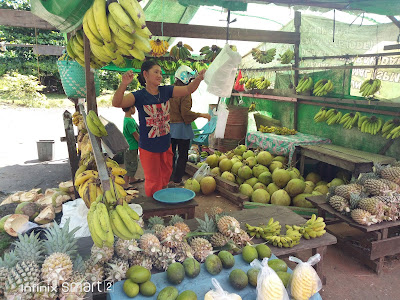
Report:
1,9,299,44
387,16,400,29
146,21,299,43
227,0,349,10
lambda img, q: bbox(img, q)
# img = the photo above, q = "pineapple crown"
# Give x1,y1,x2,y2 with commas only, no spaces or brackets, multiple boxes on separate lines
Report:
195,213,217,234
0,250,18,269
169,214,184,226
13,231,44,264
73,254,86,274
44,219,79,259
147,216,164,229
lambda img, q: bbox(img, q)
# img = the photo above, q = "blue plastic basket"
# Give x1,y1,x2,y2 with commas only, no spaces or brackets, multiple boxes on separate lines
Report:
153,188,195,204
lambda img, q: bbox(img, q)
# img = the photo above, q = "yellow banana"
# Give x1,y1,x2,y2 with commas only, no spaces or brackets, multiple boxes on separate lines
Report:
75,170,98,187
111,167,127,176
86,114,103,137
109,215,131,240
132,34,151,53
133,221,144,235
108,2,135,33
109,210,135,239
105,190,116,205
114,176,125,186
87,204,104,247
114,183,127,197
128,47,145,61
119,0,147,29
92,208,107,241
75,165,87,179
122,201,140,220
96,202,111,233
108,13,135,44
92,0,112,43
115,205,137,234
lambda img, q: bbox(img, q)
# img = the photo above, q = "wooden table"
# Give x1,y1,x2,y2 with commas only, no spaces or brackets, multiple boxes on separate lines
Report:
298,144,396,177
129,196,198,220
307,195,400,275
186,206,337,285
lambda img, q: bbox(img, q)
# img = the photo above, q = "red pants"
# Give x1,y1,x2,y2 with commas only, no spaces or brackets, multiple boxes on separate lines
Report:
139,146,173,197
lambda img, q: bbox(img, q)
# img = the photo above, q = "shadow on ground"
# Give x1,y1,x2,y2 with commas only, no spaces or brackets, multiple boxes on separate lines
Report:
0,159,72,197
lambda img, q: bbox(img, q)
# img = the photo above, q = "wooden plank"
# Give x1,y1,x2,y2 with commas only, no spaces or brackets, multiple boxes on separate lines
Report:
247,0,349,10
301,145,372,163
231,93,297,102
316,144,397,165
301,51,400,60
307,195,400,232
293,11,301,131
63,110,79,199
32,44,64,56
384,44,400,51
387,16,400,29
370,234,400,260
216,185,248,207
0,9,57,29
83,33,97,113
146,21,300,44
185,162,239,193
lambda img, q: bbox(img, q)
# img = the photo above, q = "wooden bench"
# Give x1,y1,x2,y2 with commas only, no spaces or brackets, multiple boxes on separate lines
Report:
307,195,400,275
299,144,396,177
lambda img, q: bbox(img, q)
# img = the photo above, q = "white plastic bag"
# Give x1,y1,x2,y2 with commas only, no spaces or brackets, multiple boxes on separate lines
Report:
214,102,229,139
193,163,210,183
288,254,322,300
250,258,289,300
204,44,242,98
204,278,242,300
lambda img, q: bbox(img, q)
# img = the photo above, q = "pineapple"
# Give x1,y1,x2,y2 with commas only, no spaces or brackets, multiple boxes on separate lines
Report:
334,184,363,200
152,224,165,239
190,237,213,262
290,263,319,300
129,252,154,271
41,252,73,287
174,222,191,235
351,209,378,226
160,226,185,248
147,216,164,229
0,251,18,296
59,271,88,300
329,195,350,213
380,166,400,185
32,284,58,300
153,246,176,271
91,245,114,264
349,192,367,210
358,198,386,216
196,213,218,238
115,238,140,260
356,172,380,186
73,254,86,275
139,233,161,256
232,229,252,247
105,257,129,282
209,206,224,219
210,232,230,248
378,178,400,193
173,242,193,262
169,214,184,226
5,260,41,299
13,232,44,264
364,179,391,196
217,216,241,237
84,259,104,286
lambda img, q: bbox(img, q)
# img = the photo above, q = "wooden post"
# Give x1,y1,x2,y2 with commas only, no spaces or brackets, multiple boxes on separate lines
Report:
83,33,97,114
293,11,301,131
63,110,79,198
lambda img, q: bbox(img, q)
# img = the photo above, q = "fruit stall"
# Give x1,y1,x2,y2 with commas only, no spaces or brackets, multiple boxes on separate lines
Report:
1,0,400,300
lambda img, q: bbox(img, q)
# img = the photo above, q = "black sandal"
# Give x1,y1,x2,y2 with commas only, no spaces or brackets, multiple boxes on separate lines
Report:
129,178,144,184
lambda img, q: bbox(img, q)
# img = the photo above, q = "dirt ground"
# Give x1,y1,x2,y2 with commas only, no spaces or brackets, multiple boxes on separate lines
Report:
1,106,400,300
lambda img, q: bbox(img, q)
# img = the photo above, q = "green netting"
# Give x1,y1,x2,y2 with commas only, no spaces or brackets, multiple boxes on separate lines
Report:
275,68,353,98
31,0,93,33
178,0,247,11
144,0,198,24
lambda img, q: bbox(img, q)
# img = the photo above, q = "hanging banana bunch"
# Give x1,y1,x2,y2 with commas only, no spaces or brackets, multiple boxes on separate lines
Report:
169,41,193,60
279,49,294,64
150,39,169,57
200,45,222,62
251,48,276,64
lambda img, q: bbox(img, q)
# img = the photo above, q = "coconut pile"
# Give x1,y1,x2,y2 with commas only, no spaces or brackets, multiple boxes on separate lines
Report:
0,181,75,236
185,145,350,208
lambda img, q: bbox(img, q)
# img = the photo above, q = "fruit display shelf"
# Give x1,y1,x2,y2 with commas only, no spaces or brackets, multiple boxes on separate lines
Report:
107,254,322,300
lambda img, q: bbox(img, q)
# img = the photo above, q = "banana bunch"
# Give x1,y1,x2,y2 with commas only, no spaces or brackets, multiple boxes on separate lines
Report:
325,109,342,126
245,218,281,239
258,125,297,135
255,77,271,90
169,41,192,60
279,49,294,64
359,116,383,135
150,39,169,57
74,170,102,207
86,110,108,137
296,76,313,93
298,214,326,239
238,76,248,85
192,61,209,73
200,45,222,62
72,112,86,131
58,53,68,61
87,197,114,247
359,79,381,97
313,107,329,123
158,60,177,73
245,78,257,90
339,112,360,129
313,79,334,97
131,58,143,69
109,201,143,240
263,233,301,248
248,102,256,112
200,151,209,158
382,119,400,139
74,0,152,68
251,48,276,64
